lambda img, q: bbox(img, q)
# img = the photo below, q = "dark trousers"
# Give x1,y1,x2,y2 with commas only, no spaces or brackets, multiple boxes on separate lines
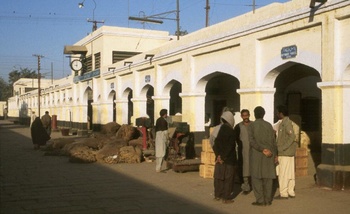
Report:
214,163,236,200
251,176,273,204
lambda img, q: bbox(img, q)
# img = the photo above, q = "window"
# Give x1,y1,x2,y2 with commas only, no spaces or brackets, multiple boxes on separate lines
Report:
112,51,140,63
94,52,101,69
83,55,92,73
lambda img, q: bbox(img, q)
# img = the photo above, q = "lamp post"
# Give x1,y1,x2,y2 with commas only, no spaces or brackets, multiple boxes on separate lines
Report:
79,0,104,32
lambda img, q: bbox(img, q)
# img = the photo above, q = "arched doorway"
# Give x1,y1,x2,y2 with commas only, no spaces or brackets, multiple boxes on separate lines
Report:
169,81,182,116
205,72,240,126
84,87,93,130
146,87,154,124
274,62,322,166
128,90,133,125
108,90,116,122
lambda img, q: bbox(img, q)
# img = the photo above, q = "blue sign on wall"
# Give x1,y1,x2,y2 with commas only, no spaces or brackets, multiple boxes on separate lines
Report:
145,75,151,83
281,45,297,59
73,69,100,83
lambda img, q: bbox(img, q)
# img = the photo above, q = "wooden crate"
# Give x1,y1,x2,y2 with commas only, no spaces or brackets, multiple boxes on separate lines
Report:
200,164,215,178
201,151,216,165
296,155,308,168
200,152,208,164
202,139,213,153
296,147,308,156
295,147,308,177
295,167,308,177
199,164,205,177
209,152,216,165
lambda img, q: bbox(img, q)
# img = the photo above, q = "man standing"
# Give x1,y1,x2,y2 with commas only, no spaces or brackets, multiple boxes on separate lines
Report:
249,106,277,206
155,109,169,173
275,105,296,199
41,111,51,136
212,111,236,204
234,109,252,195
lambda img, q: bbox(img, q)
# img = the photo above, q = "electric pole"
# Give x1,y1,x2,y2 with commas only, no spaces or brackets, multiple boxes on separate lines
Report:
205,0,210,27
33,54,44,117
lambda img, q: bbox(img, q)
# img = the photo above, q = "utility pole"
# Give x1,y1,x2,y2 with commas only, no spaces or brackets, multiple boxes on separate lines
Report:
205,0,210,27
33,54,44,117
176,0,180,40
252,0,256,14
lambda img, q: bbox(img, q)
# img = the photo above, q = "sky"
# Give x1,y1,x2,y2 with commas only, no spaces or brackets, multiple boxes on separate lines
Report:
0,0,289,82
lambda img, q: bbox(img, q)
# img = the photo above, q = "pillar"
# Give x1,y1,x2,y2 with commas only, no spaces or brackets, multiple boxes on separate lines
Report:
180,92,206,132
153,95,170,121
131,97,148,125
115,98,129,125
316,82,350,190
237,87,276,124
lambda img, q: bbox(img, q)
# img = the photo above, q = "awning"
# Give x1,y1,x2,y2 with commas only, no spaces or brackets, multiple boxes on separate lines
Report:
63,45,88,55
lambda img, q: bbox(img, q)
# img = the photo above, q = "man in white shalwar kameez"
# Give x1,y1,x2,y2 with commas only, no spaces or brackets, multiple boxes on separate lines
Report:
275,105,297,199
155,109,169,172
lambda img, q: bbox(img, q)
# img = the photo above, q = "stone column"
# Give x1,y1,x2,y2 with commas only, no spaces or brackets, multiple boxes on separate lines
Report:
179,92,206,132
153,95,170,123
237,88,276,124
115,98,128,125
316,82,350,190
98,101,113,124
131,97,148,125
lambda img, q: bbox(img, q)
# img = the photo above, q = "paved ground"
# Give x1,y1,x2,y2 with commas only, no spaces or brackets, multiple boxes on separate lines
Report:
1,120,349,214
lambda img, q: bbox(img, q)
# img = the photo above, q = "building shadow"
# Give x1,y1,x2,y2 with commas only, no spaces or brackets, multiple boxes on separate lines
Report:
0,122,227,214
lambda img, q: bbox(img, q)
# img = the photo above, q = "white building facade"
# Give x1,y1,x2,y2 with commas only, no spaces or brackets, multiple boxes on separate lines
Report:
7,0,350,190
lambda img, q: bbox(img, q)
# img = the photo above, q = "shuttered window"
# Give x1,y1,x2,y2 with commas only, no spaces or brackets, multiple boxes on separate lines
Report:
94,52,101,69
112,51,140,63
84,55,92,73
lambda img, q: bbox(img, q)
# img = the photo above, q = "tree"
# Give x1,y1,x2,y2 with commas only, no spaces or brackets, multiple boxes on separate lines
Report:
175,27,188,37
0,67,38,101
8,67,37,85
0,77,11,101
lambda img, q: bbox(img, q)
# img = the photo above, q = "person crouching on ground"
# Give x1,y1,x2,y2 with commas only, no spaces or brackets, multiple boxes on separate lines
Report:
31,117,51,150
155,109,169,173
212,111,237,204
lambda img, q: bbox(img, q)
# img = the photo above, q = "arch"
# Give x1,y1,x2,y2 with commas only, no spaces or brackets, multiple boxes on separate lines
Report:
83,86,93,130
122,87,133,98
273,62,322,165
107,90,116,100
83,86,93,103
261,50,321,87
164,79,181,95
120,87,133,125
140,84,153,97
262,61,321,88
165,80,182,115
196,71,229,93
138,84,155,122
197,71,240,126
108,90,116,122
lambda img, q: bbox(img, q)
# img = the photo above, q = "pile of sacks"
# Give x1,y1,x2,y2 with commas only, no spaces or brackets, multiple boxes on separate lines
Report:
44,122,146,164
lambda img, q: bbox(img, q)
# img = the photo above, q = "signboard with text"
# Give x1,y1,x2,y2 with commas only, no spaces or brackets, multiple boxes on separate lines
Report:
281,45,297,59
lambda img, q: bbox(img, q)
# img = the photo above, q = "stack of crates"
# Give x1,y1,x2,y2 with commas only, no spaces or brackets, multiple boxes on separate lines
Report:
199,138,216,178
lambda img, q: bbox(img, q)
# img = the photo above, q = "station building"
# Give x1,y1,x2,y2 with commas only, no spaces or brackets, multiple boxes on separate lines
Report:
7,0,350,190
